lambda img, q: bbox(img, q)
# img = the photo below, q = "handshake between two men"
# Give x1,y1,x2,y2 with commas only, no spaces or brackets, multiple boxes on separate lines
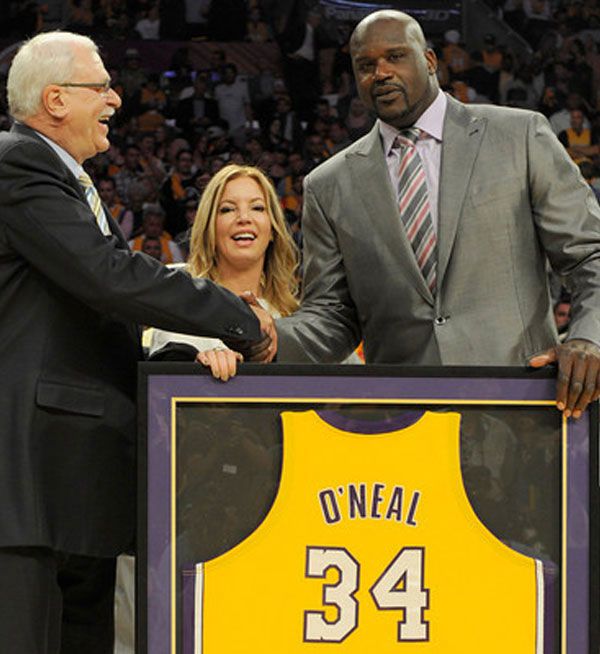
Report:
212,293,600,422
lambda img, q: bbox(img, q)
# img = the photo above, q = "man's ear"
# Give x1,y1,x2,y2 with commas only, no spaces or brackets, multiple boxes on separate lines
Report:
42,85,69,119
425,48,438,76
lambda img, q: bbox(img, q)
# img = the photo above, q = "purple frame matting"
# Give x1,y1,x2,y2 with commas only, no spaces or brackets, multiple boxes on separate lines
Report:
141,370,593,654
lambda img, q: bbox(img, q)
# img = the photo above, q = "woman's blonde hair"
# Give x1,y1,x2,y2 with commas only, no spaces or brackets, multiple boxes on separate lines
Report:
188,164,299,316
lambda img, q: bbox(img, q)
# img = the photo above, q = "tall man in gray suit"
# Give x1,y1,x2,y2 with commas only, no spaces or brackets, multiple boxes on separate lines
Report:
0,31,274,653
277,10,600,418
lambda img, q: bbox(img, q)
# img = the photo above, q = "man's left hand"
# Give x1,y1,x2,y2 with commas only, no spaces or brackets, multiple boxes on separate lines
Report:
529,339,600,418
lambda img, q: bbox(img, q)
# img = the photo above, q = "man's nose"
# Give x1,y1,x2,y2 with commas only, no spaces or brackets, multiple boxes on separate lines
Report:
107,87,122,109
374,59,394,79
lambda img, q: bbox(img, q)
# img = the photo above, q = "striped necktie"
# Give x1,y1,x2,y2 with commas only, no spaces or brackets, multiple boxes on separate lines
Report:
394,128,437,294
78,171,111,236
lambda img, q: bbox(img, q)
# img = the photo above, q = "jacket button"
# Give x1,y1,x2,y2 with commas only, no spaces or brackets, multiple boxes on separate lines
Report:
434,316,448,326
226,325,244,335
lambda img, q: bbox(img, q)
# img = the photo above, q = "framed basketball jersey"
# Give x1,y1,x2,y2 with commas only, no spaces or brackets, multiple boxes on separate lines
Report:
138,365,599,654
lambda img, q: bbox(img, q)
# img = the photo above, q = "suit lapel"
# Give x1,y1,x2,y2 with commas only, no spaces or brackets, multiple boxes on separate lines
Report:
438,97,486,285
346,124,434,304
11,124,120,240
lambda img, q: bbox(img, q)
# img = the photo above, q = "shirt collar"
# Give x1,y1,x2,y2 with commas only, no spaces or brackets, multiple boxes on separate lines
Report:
379,89,447,155
31,127,84,179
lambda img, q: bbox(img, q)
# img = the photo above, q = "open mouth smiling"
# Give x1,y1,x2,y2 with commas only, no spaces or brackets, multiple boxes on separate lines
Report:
98,111,114,126
232,232,257,242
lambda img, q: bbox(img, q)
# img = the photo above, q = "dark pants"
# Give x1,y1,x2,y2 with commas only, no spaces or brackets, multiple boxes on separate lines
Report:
0,547,116,654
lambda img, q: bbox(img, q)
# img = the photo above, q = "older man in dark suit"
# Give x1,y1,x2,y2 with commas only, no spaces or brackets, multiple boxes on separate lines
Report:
0,31,273,653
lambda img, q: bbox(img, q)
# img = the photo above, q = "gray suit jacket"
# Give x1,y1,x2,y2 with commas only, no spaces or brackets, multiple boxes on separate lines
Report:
278,96,600,365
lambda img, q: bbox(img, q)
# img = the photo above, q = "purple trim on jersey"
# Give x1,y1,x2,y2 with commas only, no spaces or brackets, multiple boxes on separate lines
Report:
316,409,425,434
543,559,557,654
181,565,196,654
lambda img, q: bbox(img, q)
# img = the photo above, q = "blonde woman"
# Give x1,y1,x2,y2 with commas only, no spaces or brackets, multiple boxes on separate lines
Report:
149,164,298,379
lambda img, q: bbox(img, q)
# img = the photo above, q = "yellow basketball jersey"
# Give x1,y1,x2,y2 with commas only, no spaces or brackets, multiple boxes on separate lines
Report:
185,410,549,653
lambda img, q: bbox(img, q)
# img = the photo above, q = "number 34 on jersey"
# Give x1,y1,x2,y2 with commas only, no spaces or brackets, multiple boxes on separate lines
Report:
304,545,429,643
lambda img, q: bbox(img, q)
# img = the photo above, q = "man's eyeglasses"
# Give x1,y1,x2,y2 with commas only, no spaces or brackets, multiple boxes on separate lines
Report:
57,80,112,95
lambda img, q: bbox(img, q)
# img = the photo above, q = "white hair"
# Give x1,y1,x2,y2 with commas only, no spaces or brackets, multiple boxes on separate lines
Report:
7,31,98,121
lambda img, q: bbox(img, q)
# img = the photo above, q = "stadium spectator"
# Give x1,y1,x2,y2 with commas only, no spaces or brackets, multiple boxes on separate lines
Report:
160,147,196,237
303,132,329,171
137,132,166,186
578,160,600,202
269,93,303,150
344,96,374,140
114,144,147,207
137,74,167,133
279,6,326,122
442,29,471,76
523,0,553,48
129,203,185,263
198,47,227,91
119,47,148,107
481,33,504,72
140,234,163,260
247,57,278,123
558,108,594,161
135,3,160,39
174,187,201,259
549,91,592,134
465,51,500,103
66,0,94,31
214,63,252,145
183,0,211,38
246,5,271,43
175,74,221,139
553,297,572,338
325,119,351,155
264,116,290,151
97,176,134,239
282,172,304,218
503,65,539,108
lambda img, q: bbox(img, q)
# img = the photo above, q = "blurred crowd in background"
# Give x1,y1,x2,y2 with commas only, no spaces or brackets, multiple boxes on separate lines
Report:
0,0,597,334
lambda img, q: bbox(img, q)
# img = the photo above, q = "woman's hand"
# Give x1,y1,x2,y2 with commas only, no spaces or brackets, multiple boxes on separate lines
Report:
196,347,244,382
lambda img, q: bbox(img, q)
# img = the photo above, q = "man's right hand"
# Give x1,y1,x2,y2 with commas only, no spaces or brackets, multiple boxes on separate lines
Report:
239,291,277,362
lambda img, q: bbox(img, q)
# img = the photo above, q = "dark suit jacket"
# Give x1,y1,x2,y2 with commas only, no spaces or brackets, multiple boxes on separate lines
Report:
0,123,260,557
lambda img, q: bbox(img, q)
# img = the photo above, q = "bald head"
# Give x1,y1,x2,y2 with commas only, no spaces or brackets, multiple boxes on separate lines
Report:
350,10,426,55
350,10,438,129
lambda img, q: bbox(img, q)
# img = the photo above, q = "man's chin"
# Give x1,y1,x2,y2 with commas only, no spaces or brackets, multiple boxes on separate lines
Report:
376,105,410,126
95,139,111,154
